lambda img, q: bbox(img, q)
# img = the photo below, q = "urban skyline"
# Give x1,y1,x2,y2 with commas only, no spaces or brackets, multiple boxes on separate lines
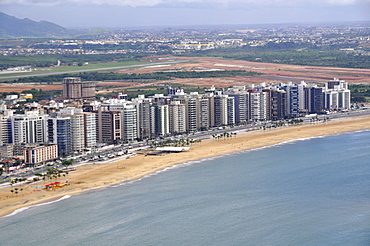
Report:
0,77,351,164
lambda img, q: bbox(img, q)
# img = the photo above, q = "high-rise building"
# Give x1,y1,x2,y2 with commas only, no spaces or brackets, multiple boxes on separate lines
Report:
227,90,249,124
214,95,229,126
69,114,85,151
326,78,348,90
298,81,307,113
84,112,97,148
169,101,187,134
47,116,72,156
249,91,269,121
0,107,13,145
271,89,287,121
63,77,96,100
135,99,152,140
60,108,96,151
338,90,351,110
99,99,139,142
11,111,48,144
226,87,247,120
282,83,299,118
227,96,235,126
186,98,199,132
324,79,350,111
199,97,210,130
304,86,324,114
122,105,137,141
151,104,169,136
95,108,122,144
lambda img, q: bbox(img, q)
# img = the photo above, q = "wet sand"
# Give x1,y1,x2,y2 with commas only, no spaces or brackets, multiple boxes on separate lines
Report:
1,115,369,218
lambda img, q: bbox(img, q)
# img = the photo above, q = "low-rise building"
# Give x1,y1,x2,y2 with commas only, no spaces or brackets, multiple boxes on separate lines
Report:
24,144,58,165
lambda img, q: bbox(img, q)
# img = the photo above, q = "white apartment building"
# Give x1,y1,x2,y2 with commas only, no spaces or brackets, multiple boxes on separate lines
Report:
324,79,351,110
0,107,13,145
60,108,85,151
12,111,48,144
250,91,269,121
122,104,137,141
84,112,97,148
169,101,187,134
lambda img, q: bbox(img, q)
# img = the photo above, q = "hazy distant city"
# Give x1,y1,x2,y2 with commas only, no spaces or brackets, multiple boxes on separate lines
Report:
1,22,370,59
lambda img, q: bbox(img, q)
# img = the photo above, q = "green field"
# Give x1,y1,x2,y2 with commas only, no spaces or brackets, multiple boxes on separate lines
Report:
34,61,144,72
0,60,187,81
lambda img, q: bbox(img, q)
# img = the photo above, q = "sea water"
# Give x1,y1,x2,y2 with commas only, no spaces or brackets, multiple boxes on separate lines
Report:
1,131,369,246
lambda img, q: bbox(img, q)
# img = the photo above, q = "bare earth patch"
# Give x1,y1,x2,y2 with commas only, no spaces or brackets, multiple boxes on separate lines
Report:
1,57,369,93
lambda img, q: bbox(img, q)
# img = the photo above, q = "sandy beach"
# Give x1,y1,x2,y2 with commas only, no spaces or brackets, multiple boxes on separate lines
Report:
1,115,370,218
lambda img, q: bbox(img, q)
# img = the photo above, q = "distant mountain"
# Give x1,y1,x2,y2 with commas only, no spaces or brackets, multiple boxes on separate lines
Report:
0,12,69,38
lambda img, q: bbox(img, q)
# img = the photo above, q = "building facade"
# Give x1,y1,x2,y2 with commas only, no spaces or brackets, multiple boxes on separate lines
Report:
47,116,72,156
24,144,58,165
11,111,48,144
63,77,96,100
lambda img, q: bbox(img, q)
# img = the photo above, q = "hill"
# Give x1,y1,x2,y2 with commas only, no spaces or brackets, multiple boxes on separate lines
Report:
0,12,69,38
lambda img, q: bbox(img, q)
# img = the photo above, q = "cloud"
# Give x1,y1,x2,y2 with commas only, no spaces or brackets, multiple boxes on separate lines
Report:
1,0,369,7
0,0,62,6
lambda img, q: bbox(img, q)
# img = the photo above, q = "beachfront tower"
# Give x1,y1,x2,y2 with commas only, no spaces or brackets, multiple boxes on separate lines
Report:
282,83,299,118
122,105,138,141
11,111,48,144
47,116,72,156
169,101,187,134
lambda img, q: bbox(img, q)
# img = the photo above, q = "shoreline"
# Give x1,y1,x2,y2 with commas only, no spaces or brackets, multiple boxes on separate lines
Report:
1,115,370,218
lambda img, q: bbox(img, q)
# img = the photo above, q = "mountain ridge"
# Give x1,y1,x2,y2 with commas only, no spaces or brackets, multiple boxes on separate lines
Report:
0,12,69,38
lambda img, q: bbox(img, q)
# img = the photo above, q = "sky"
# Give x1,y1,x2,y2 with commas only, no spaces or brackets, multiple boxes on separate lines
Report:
1,0,369,28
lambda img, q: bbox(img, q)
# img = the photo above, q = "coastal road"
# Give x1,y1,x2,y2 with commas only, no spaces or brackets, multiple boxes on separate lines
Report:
1,109,370,185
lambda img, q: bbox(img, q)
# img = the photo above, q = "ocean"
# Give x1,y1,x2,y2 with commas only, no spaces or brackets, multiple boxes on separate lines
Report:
1,131,370,246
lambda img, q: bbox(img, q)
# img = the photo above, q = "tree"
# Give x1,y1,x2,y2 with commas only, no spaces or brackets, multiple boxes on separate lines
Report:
62,160,73,169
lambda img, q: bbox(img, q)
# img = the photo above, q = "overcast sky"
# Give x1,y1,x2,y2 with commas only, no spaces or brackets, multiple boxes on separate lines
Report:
1,0,369,28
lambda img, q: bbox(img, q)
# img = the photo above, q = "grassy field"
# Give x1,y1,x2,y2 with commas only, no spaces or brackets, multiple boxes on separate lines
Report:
0,60,185,81
33,61,144,72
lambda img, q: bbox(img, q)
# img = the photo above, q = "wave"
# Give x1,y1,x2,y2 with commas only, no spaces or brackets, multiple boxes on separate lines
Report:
110,130,370,188
109,156,225,188
2,195,71,218
109,135,337,187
